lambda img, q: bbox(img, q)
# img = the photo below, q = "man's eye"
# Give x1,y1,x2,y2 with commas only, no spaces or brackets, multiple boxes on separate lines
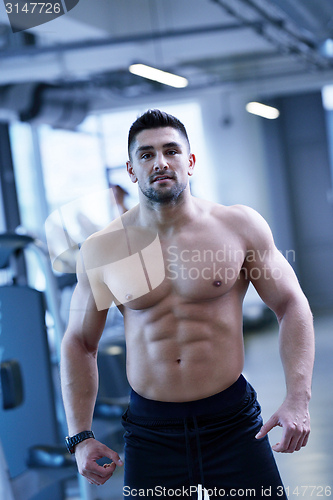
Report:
142,153,152,159
167,150,177,155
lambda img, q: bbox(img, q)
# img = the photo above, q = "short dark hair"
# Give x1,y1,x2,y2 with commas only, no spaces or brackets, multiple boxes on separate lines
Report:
128,109,190,159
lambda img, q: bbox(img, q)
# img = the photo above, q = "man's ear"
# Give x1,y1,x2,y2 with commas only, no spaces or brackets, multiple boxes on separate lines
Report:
188,153,196,177
126,160,138,183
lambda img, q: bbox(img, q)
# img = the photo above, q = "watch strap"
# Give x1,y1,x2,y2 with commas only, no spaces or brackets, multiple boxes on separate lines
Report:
65,430,95,454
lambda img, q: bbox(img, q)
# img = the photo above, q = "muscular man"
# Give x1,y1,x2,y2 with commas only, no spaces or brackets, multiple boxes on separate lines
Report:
61,110,314,499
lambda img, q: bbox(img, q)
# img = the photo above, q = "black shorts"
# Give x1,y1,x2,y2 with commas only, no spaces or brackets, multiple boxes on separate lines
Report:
121,376,287,499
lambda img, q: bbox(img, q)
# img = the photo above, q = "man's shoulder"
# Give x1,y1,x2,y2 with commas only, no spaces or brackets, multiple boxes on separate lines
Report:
209,202,261,226
80,206,159,271
207,202,273,245
83,205,138,244
78,215,127,272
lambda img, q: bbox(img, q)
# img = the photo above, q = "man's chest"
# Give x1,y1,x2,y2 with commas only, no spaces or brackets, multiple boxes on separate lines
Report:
160,230,246,300
95,224,246,309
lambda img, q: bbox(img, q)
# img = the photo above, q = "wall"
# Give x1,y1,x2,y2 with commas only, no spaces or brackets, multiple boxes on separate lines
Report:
199,89,272,223
263,92,333,309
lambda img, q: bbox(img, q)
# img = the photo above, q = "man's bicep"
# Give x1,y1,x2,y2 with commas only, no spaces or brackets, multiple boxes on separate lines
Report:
65,269,112,350
241,209,305,318
76,239,115,313
246,246,305,320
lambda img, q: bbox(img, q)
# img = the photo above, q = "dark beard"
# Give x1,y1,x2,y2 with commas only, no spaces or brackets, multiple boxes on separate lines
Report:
138,179,187,204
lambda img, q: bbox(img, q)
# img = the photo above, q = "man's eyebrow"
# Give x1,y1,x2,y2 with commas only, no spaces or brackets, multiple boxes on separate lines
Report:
163,142,182,149
135,142,182,156
135,145,154,156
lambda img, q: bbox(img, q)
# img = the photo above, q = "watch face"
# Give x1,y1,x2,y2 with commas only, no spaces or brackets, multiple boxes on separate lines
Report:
65,437,74,454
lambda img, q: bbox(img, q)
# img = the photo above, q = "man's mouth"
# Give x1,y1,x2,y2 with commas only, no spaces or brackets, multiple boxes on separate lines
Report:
153,175,173,183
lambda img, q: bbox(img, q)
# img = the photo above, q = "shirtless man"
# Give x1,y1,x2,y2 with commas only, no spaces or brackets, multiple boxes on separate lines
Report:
61,110,314,499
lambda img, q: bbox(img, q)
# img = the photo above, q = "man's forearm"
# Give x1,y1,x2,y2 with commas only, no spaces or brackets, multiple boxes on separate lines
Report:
60,333,99,436
278,295,315,401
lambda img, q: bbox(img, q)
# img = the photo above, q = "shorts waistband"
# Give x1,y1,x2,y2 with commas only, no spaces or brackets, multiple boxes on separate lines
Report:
129,374,247,419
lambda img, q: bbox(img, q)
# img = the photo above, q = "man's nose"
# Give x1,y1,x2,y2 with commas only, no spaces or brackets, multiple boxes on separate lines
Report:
153,153,168,171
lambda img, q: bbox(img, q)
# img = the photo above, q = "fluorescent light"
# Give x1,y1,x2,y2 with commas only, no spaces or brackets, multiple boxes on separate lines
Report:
129,64,188,88
246,102,280,119
322,84,333,110
321,39,333,58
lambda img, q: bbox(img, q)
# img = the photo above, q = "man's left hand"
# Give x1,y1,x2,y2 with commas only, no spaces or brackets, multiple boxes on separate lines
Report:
255,397,310,453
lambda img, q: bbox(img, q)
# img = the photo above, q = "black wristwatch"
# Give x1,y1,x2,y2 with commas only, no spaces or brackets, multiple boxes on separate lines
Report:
65,430,95,454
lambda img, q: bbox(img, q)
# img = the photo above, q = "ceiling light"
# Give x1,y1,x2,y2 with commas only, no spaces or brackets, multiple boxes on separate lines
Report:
246,102,280,119
129,64,188,88
320,39,333,59
322,84,333,110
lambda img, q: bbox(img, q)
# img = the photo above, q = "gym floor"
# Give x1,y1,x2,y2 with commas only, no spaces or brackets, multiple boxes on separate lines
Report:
66,311,333,499
244,310,333,498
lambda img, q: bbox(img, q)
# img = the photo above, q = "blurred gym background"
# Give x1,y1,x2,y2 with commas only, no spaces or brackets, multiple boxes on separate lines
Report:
0,1,332,499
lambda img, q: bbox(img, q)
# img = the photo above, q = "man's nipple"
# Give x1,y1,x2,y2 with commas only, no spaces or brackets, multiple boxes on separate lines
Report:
213,280,222,287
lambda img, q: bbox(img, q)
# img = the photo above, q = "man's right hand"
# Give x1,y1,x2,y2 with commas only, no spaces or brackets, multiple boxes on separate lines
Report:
75,438,124,485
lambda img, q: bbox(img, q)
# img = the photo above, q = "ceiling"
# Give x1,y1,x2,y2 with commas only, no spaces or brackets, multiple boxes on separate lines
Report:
1,0,333,121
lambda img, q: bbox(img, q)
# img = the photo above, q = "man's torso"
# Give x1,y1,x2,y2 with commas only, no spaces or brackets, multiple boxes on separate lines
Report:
83,199,252,402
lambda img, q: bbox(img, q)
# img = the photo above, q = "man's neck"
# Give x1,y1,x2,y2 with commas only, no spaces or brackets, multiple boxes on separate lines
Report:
138,190,197,235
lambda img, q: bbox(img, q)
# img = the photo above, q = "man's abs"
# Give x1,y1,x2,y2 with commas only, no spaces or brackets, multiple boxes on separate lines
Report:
123,291,246,402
